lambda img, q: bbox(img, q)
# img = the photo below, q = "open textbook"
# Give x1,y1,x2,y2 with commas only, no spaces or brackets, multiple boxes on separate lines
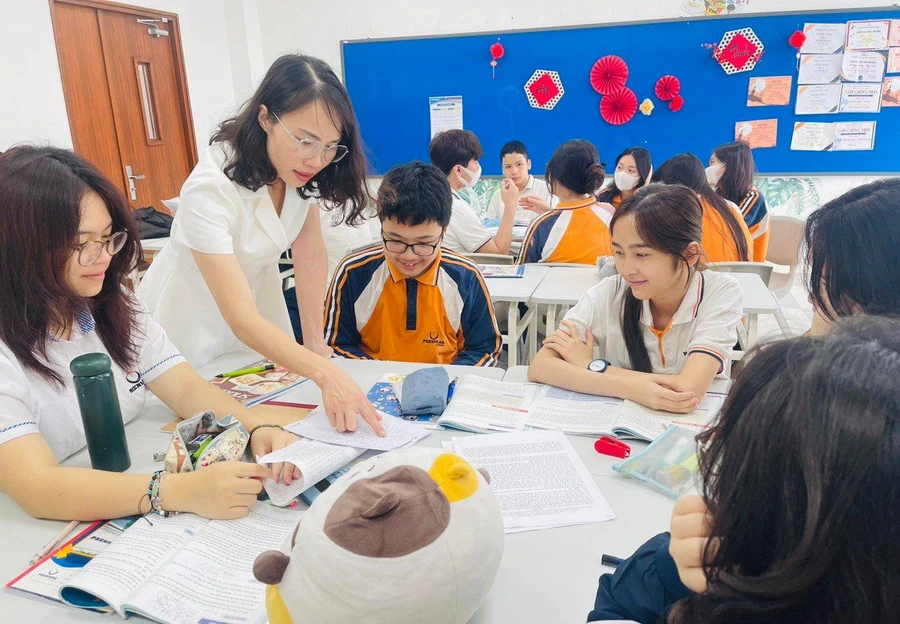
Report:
54,505,298,624
209,359,307,407
438,375,725,441
257,438,365,506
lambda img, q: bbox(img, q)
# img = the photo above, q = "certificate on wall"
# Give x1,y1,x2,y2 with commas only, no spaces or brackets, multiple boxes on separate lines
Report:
790,122,835,152
890,21,900,47
839,83,883,113
800,23,846,54
798,54,843,84
841,51,887,83
832,121,877,151
795,84,841,114
429,96,463,139
888,48,900,74
734,119,778,149
747,76,792,106
846,19,891,51
883,77,900,107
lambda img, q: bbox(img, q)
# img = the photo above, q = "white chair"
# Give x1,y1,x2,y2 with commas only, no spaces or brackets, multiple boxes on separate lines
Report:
766,216,805,336
708,262,775,356
464,253,515,265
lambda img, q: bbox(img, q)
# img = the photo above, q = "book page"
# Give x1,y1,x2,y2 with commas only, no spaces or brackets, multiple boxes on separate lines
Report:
527,386,621,434
438,375,539,432
59,514,207,617
124,505,299,624
616,393,726,440
452,431,614,532
258,439,365,506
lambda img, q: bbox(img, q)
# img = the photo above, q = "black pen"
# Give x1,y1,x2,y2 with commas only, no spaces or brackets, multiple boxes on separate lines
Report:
601,554,623,569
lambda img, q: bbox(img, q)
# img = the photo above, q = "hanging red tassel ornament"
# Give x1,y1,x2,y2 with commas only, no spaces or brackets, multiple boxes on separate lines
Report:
789,29,806,69
655,75,681,102
489,40,505,79
600,87,638,125
590,56,629,95
669,95,685,112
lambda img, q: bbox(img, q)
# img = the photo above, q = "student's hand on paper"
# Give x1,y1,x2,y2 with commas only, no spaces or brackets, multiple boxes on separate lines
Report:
500,179,520,209
670,494,716,593
172,461,273,519
542,320,593,369
321,367,386,437
519,196,552,214
627,377,698,413
250,428,301,485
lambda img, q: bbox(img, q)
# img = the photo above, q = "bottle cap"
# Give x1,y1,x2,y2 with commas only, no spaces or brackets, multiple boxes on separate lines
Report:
70,352,112,377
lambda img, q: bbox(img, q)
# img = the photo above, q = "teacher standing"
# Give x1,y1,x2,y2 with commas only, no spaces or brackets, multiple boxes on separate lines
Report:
139,55,383,434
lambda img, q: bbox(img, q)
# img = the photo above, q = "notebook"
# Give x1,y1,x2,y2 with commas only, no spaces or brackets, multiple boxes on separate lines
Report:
478,264,525,278
209,359,307,407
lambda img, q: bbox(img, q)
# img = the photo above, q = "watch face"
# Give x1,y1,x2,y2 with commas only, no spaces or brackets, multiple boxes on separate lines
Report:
589,359,608,373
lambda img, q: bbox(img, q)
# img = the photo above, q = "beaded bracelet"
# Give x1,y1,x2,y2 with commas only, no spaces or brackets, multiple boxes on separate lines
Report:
249,423,286,438
150,471,177,518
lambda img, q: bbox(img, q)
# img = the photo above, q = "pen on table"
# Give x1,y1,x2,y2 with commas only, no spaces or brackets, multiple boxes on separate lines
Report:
601,554,623,569
29,520,80,566
447,377,459,403
216,364,276,379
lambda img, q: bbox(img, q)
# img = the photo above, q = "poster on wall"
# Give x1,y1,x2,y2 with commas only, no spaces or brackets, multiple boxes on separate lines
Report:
890,20,900,47
839,83,883,113
883,77,900,106
846,19,891,51
798,54,843,84
429,96,463,138
800,23,847,55
747,76,792,106
888,48,900,74
833,121,877,151
734,119,778,149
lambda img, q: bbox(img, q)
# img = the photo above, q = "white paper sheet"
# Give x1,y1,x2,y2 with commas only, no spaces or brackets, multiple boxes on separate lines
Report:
847,19,890,51
287,407,430,451
839,83,883,113
429,95,463,138
833,121,877,151
258,439,365,506
801,23,847,54
452,430,615,532
795,84,842,114
790,122,836,151
798,53,843,84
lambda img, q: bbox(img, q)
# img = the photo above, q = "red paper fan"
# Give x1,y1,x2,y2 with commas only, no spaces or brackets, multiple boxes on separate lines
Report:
590,56,629,95
655,75,681,101
600,87,638,125
669,95,685,113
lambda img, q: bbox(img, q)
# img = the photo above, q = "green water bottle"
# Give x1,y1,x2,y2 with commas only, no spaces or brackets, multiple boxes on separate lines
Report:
70,353,131,472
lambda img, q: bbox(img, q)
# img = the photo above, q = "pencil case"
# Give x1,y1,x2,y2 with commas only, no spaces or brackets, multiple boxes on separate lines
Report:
612,425,701,498
163,411,250,473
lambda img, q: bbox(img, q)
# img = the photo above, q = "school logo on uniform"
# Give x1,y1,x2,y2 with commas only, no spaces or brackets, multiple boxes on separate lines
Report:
423,331,445,347
126,371,144,393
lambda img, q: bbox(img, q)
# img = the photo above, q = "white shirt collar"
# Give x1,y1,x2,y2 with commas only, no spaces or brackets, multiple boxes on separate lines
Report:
640,271,705,328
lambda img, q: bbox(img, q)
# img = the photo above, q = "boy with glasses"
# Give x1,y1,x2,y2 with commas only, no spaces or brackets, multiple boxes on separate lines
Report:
324,161,501,366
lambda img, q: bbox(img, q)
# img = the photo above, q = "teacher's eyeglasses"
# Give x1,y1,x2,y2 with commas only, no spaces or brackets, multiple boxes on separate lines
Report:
72,230,128,266
272,113,349,164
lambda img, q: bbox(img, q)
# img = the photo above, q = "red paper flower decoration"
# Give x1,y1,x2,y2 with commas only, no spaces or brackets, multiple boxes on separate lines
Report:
788,30,807,50
490,42,505,60
655,75,681,101
600,87,638,125
590,56,629,95
669,95,685,112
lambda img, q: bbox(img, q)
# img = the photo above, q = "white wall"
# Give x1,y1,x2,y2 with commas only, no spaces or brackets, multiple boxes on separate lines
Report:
0,0,237,152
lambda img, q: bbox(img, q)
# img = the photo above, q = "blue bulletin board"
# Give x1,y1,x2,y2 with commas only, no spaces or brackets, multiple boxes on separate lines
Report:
342,7,900,175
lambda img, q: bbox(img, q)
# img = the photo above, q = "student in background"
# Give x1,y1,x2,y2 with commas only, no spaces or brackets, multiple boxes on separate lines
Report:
325,161,501,366
708,141,769,261
429,129,518,255
138,54,383,436
0,147,303,521
596,147,653,209
529,185,742,412
518,140,614,264
486,140,556,221
588,316,900,622
655,153,752,263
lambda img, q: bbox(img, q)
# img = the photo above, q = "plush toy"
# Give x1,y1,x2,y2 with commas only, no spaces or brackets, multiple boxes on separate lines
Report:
253,447,505,624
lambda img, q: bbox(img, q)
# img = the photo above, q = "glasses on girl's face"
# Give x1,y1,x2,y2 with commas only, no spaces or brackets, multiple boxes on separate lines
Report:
72,230,128,267
382,236,441,257
272,113,349,164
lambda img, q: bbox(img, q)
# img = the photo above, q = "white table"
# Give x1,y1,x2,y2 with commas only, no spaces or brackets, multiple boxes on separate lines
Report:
483,265,550,367
531,267,780,353
0,358,674,624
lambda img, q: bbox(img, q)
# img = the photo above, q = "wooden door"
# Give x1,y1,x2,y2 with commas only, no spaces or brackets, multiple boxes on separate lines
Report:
50,0,197,212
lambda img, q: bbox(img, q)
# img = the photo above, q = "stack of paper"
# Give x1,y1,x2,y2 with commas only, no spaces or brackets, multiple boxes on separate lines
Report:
257,439,366,506
286,407,430,451
451,430,615,533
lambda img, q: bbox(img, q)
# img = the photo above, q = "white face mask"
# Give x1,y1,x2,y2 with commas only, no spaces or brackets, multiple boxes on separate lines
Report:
614,170,639,191
457,164,482,189
705,164,725,186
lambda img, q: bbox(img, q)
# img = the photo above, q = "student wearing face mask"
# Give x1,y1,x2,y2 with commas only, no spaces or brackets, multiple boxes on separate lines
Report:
597,147,653,208
139,55,385,437
708,141,769,261
429,130,519,255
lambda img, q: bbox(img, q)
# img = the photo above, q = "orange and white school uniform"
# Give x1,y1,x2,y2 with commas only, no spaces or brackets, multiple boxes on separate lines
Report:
485,175,557,222
561,270,743,377
700,198,754,263
324,244,501,366
736,188,770,262
517,196,614,264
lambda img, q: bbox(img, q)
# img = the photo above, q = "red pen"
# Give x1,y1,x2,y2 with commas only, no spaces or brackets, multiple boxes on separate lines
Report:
594,436,630,459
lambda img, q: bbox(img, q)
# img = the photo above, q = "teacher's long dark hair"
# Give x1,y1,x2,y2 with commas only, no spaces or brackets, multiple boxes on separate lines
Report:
0,147,140,385
670,316,900,622
609,185,703,373
212,54,370,225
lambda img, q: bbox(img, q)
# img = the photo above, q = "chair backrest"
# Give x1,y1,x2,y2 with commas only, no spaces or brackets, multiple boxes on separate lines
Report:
709,261,775,287
464,252,514,265
766,216,805,268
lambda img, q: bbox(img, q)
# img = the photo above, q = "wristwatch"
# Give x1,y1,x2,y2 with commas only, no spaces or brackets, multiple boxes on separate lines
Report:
588,359,610,373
